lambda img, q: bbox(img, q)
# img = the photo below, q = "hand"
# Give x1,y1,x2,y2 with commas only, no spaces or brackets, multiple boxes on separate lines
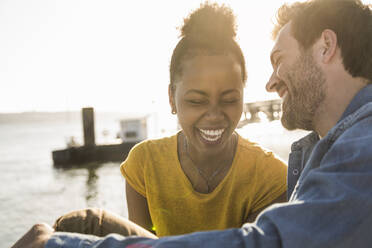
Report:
11,223,54,248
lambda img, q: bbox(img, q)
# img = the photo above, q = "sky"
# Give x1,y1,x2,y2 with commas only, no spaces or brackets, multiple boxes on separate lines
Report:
1,0,371,114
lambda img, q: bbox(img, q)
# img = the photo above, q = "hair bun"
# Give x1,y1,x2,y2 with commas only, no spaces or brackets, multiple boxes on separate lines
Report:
181,2,237,42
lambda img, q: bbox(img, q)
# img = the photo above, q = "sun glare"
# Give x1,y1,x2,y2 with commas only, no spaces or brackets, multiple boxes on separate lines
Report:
0,0,370,113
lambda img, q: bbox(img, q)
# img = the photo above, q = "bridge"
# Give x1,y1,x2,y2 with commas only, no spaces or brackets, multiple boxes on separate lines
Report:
238,99,282,128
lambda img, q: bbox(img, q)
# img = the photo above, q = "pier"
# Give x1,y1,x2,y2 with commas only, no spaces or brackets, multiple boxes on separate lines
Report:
238,99,282,128
52,142,137,167
52,108,137,167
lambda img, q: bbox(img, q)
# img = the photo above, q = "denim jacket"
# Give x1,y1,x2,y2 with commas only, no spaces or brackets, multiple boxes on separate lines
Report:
47,84,372,248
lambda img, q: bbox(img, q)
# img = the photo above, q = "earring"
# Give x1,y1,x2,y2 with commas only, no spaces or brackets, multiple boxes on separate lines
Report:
172,109,177,114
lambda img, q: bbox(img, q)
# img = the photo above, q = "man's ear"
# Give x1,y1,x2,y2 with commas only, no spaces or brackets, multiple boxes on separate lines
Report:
168,84,176,114
319,29,338,64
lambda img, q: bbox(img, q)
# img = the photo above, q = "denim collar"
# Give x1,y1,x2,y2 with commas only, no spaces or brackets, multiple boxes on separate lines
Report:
291,132,319,152
339,84,372,122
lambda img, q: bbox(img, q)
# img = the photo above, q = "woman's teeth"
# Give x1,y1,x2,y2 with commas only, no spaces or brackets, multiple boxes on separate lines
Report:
199,129,225,142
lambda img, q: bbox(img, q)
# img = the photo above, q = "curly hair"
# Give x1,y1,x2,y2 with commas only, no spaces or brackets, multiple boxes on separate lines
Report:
169,2,247,92
273,0,372,82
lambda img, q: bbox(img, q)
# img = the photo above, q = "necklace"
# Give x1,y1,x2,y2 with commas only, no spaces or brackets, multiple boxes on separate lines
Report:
183,133,236,193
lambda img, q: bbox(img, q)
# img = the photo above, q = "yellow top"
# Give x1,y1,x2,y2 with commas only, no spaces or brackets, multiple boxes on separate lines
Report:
120,133,287,237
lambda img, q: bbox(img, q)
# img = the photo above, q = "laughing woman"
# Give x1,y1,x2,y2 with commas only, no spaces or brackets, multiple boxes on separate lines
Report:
121,3,287,237
53,2,287,238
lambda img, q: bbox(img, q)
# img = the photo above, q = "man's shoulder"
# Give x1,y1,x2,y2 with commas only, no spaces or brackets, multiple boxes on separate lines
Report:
335,105,372,143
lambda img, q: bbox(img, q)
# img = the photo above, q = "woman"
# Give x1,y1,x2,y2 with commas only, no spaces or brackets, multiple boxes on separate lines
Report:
121,2,287,237
53,2,287,238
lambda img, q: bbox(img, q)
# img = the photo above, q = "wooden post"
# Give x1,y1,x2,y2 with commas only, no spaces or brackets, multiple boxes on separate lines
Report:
82,107,95,147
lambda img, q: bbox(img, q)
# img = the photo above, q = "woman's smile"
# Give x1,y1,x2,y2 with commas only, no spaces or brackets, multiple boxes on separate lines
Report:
197,127,226,145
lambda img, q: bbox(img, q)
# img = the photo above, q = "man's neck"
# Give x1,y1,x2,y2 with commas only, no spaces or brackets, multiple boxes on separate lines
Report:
313,74,368,138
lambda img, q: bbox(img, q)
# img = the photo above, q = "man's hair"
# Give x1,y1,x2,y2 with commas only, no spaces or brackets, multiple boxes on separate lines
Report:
273,0,372,81
169,2,247,92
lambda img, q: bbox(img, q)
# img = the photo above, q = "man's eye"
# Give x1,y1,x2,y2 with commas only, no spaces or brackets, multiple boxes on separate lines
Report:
275,57,282,67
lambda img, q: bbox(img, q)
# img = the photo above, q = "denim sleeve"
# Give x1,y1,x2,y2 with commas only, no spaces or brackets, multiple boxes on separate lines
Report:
46,226,283,248
46,229,246,248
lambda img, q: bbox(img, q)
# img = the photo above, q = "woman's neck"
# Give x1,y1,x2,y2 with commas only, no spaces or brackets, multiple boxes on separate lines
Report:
181,131,237,172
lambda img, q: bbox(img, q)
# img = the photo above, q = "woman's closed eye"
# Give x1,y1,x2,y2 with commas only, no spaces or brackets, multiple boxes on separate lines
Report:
221,98,240,104
185,99,208,105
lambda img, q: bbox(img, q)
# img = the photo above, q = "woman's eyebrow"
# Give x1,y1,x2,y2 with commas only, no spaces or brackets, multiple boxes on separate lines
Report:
185,89,208,96
185,89,240,96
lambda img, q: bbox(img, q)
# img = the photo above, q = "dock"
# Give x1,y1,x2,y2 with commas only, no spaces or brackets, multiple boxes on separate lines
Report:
52,108,138,167
52,142,137,167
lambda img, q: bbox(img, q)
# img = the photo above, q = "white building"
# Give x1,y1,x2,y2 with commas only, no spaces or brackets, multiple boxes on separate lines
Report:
118,117,147,142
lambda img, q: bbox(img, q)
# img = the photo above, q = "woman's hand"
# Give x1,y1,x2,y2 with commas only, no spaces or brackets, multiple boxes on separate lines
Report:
11,223,54,248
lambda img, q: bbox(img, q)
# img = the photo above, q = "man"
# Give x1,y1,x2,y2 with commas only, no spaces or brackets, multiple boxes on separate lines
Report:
12,0,372,247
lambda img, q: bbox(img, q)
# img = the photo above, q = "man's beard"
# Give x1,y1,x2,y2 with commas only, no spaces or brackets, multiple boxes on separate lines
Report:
281,52,326,131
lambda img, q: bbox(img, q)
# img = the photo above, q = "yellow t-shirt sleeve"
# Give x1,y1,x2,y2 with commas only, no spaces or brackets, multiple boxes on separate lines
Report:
120,142,147,197
250,152,287,213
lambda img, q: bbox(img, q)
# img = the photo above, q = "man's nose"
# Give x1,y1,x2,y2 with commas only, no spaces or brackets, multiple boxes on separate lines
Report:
266,73,278,92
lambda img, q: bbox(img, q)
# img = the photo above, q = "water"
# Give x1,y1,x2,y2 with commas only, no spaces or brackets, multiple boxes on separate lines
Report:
0,112,308,247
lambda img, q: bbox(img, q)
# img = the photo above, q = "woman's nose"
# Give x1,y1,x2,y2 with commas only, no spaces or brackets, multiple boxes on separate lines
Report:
205,104,224,121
